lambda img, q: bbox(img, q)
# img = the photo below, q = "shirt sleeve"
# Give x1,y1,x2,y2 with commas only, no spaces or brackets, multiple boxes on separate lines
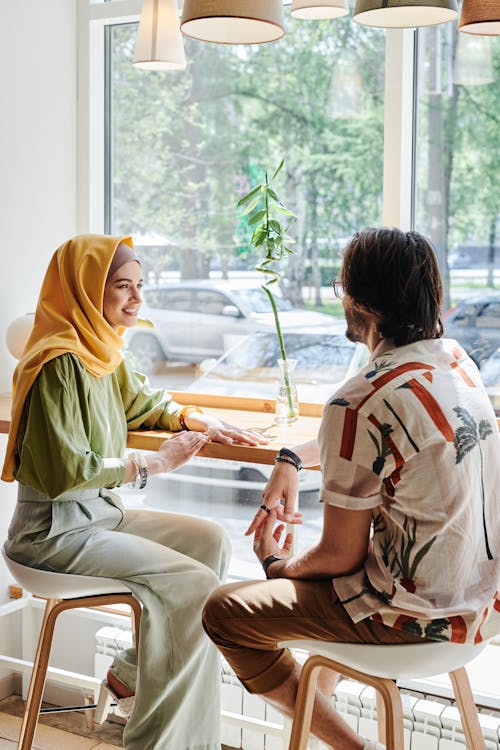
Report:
318,402,387,510
116,360,183,431
15,356,126,498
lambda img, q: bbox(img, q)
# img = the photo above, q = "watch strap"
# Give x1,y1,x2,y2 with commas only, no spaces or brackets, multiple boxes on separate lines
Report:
262,554,283,579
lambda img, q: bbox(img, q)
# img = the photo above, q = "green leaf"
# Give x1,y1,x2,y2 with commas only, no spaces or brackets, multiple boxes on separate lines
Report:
248,209,267,226
266,187,279,201
241,196,261,215
270,158,285,182
273,204,296,217
237,184,262,207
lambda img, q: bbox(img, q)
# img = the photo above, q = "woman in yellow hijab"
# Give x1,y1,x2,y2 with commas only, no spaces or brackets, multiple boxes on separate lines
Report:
3,234,264,750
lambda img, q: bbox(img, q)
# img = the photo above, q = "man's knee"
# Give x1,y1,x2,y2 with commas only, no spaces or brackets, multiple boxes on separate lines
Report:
202,582,238,646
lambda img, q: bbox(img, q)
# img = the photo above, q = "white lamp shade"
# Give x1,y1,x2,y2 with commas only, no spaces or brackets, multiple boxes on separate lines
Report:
181,0,285,44
6,313,35,360
291,0,349,19
134,0,186,70
460,0,500,36
353,0,458,28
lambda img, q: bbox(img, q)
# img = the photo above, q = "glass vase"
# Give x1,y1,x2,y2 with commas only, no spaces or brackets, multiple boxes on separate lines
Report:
275,358,299,423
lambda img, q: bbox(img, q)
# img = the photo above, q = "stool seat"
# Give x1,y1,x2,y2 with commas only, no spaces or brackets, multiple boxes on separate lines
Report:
278,639,487,680
3,550,132,599
280,637,488,750
2,545,141,750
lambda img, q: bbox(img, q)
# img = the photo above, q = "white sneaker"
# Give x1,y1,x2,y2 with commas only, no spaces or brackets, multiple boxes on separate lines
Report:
363,741,386,750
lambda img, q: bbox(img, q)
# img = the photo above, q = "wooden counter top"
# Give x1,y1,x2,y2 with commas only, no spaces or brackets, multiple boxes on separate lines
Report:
0,392,322,467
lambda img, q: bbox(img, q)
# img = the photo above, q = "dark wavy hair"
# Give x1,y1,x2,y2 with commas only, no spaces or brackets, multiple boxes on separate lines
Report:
341,227,443,346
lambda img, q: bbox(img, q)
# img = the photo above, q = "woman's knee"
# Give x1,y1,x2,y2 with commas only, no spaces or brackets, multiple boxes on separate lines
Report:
198,520,232,578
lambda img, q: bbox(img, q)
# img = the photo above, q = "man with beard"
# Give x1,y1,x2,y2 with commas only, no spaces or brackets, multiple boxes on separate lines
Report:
202,227,500,750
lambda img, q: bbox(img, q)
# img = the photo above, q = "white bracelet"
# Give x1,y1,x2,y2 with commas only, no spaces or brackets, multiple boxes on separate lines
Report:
128,452,148,490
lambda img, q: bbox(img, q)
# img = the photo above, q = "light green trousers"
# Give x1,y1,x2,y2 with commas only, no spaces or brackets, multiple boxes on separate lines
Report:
6,487,231,750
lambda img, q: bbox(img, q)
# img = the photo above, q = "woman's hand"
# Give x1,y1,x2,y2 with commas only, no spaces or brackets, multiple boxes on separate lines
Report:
156,431,209,473
245,460,302,536
253,509,293,566
184,413,268,446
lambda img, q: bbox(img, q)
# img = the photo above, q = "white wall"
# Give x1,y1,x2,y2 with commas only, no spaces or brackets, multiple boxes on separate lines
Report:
0,0,78,393
0,0,78,592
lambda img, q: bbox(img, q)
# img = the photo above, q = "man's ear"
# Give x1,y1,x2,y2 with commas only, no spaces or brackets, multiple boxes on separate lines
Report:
351,299,381,323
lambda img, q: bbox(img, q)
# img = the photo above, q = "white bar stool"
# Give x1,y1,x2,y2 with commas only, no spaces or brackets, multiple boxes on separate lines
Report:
2,546,141,750
278,638,488,750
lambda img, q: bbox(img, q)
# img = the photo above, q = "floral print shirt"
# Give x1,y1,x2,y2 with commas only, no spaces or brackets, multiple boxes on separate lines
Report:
319,338,500,644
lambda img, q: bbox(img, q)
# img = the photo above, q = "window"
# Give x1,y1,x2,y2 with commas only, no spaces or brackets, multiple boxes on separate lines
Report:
107,14,385,311
88,3,500,583
193,291,230,315
414,13,500,391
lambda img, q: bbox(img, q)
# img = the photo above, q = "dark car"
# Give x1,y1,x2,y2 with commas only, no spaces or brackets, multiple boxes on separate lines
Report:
443,294,500,368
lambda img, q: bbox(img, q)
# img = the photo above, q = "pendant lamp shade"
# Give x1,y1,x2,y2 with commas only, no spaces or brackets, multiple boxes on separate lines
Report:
460,0,500,36
134,0,186,70
353,0,458,28
291,0,349,20
180,0,285,44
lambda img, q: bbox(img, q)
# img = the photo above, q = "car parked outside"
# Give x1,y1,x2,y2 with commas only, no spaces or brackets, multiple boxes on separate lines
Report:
442,294,500,368
187,329,367,403
124,281,337,373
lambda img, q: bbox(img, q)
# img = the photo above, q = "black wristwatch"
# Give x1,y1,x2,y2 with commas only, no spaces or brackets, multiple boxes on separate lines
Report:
262,554,283,579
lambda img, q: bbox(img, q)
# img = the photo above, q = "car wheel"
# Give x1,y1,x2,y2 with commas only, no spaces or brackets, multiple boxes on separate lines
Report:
127,333,165,375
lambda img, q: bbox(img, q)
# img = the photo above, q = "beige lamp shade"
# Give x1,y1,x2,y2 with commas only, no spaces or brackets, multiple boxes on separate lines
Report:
134,0,186,70
460,0,500,36
291,0,349,19
353,0,458,28
180,0,285,44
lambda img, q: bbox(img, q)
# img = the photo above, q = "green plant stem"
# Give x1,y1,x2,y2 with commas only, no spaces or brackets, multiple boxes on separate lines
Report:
262,285,295,416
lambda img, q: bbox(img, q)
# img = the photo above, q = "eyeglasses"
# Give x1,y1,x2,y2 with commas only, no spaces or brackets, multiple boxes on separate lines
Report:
332,279,344,299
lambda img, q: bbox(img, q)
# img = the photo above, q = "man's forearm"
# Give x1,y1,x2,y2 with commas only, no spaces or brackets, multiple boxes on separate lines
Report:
265,544,361,581
288,439,320,469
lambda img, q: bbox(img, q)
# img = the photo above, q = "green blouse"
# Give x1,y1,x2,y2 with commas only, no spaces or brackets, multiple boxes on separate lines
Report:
14,353,183,499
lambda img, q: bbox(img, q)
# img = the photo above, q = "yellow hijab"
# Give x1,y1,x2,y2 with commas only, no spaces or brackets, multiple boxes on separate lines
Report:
2,233,134,482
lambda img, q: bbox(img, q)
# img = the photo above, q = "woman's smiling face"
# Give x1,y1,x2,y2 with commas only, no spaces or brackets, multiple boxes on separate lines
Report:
103,259,143,330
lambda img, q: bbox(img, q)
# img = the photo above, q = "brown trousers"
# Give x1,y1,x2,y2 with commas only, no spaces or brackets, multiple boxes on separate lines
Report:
202,577,425,694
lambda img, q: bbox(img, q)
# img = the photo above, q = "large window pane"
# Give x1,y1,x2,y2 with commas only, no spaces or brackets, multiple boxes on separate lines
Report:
108,13,384,578
108,14,384,328
415,14,500,413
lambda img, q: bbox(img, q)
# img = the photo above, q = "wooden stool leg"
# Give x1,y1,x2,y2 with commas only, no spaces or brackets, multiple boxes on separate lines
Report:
449,667,486,750
375,687,386,744
288,655,323,750
374,678,405,750
18,598,60,750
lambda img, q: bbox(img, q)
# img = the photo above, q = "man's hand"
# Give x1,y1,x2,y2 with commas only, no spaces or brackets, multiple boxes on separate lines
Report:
245,461,302,536
253,509,293,566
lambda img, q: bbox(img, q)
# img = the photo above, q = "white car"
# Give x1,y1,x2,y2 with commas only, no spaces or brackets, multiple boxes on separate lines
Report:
125,281,337,372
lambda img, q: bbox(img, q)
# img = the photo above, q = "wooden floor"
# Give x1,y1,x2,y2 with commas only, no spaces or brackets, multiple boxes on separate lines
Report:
0,695,122,749
0,696,237,749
